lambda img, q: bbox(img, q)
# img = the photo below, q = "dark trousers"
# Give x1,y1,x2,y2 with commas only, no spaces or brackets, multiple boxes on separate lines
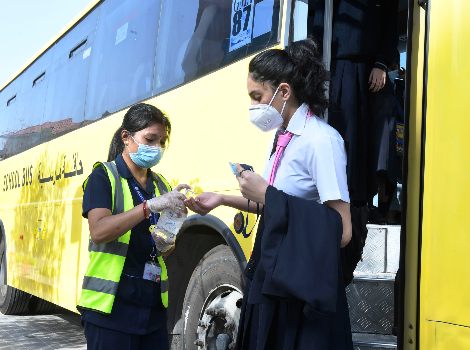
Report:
84,322,168,350
329,59,397,205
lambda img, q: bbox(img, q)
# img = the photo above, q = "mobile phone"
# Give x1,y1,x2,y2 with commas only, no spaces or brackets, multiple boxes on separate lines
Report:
229,162,254,176
229,162,238,175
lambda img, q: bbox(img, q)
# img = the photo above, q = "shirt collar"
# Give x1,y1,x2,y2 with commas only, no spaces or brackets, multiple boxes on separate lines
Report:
115,153,133,179
115,154,155,194
285,103,311,136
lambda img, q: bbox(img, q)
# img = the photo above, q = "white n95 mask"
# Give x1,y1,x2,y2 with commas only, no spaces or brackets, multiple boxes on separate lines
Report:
249,86,286,132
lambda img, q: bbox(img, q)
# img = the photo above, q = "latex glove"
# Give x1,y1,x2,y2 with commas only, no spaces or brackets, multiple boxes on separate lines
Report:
147,184,191,216
236,164,268,204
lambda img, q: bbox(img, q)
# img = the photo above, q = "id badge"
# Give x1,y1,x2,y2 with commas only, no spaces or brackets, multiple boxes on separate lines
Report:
143,261,162,283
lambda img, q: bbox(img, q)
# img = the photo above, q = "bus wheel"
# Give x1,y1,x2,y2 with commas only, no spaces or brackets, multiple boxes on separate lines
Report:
28,295,61,314
182,245,244,350
0,229,31,315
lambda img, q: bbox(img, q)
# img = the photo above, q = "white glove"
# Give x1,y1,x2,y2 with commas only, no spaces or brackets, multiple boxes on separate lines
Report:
147,190,187,216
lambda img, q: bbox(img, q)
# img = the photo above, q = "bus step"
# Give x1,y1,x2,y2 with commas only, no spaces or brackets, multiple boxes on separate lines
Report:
347,275,396,334
347,224,401,336
352,333,397,349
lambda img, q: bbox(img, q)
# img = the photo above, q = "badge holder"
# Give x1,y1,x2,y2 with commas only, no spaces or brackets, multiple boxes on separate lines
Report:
143,248,162,283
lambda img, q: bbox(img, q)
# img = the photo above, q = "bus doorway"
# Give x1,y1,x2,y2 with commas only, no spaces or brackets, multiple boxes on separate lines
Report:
290,1,409,349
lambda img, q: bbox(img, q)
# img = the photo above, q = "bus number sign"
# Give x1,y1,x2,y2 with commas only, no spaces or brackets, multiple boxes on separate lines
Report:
230,0,255,52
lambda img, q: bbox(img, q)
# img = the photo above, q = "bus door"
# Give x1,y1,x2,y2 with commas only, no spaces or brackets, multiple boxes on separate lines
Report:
418,1,470,349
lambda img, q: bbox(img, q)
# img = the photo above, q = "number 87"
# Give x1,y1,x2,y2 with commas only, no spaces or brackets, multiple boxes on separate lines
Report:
232,5,252,36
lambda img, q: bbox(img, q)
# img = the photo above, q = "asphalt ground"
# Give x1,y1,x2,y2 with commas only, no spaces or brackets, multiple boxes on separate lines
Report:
0,310,86,350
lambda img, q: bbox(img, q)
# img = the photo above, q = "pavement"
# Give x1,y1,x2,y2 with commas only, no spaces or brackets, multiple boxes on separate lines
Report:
0,310,86,350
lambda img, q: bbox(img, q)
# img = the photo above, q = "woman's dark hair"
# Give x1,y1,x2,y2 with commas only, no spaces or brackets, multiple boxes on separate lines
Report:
248,38,328,116
108,103,171,161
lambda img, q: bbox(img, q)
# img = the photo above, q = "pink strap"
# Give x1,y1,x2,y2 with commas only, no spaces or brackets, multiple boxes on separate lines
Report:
269,131,293,185
268,108,311,185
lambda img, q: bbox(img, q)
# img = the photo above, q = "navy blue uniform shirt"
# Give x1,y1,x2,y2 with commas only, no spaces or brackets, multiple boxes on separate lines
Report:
81,154,166,335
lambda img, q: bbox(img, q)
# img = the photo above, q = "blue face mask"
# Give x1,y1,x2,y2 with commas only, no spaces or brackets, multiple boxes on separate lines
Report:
127,135,164,168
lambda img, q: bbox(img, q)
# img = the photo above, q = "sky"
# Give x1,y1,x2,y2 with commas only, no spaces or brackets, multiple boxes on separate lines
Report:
0,0,95,88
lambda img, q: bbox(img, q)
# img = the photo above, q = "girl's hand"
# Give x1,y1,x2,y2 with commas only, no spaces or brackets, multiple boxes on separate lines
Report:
369,67,387,92
184,192,223,216
236,164,268,204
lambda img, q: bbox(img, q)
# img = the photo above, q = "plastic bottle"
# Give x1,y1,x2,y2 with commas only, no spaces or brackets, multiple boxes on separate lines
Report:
151,189,193,252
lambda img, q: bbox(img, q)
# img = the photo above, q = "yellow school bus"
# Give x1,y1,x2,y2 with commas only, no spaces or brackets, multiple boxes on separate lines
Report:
406,1,470,349
0,0,468,349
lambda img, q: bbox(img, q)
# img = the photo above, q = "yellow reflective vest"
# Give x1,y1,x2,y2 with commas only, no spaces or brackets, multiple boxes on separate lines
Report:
78,161,171,314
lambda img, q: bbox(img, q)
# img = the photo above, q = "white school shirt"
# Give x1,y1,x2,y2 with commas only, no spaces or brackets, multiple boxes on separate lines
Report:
263,103,350,204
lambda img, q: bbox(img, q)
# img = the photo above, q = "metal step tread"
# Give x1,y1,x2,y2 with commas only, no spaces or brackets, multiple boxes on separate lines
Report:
352,333,397,349
352,273,396,281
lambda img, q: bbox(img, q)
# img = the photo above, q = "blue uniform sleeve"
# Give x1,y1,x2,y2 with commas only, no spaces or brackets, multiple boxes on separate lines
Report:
82,166,113,218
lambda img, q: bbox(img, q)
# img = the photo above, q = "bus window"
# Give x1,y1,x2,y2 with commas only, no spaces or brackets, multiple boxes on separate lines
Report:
153,0,281,94
181,0,231,82
2,49,54,159
0,80,22,160
42,9,99,143
85,0,161,121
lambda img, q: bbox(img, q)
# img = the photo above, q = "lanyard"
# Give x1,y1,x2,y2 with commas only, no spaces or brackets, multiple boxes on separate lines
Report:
269,131,293,186
269,108,313,185
129,178,159,258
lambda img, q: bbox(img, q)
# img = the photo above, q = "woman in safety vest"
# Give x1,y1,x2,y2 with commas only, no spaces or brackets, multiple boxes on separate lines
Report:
185,39,353,349
78,103,189,350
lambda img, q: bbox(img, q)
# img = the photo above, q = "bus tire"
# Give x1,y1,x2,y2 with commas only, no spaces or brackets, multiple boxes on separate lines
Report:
0,229,31,315
28,296,60,314
181,244,244,350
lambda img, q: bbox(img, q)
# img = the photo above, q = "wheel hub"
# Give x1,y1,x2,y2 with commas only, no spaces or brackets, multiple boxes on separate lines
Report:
195,284,243,350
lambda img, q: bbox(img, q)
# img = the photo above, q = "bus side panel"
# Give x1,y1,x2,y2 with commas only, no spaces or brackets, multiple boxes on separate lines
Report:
0,111,124,312
420,0,470,348
424,321,470,350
